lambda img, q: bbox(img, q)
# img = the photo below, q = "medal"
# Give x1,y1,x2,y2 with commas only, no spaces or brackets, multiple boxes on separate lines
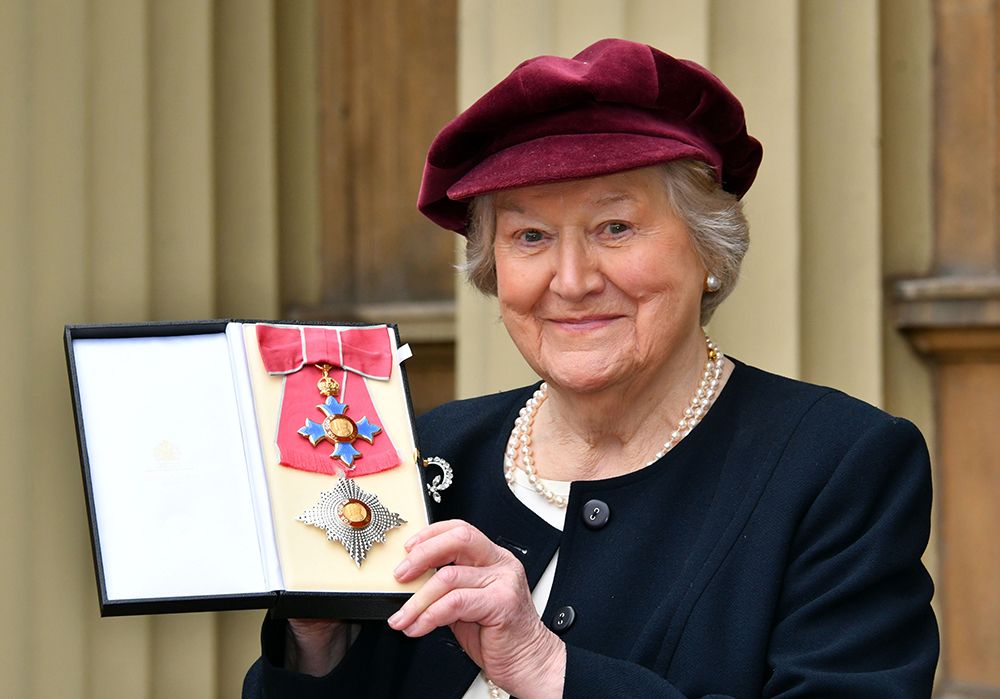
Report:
297,478,406,566
256,325,401,478
297,364,383,470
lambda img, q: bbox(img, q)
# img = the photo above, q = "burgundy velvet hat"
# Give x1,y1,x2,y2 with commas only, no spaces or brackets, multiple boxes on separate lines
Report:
417,38,762,234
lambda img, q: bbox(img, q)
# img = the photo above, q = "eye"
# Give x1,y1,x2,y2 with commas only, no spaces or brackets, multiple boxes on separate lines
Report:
602,221,632,238
517,229,546,244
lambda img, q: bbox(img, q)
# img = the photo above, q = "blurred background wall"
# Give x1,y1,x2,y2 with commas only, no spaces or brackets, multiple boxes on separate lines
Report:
5,0,994,697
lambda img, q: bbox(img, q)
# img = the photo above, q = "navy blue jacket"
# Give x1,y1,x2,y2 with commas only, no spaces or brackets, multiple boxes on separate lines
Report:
244,359,938,697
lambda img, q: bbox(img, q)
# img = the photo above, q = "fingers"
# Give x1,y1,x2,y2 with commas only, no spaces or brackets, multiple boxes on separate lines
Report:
398,586,498,637
388,520,527,637
287,618,344,640
388,564,499,634
403,519,466,550
394,520,507,582
387,522,564,696
285,618,349,677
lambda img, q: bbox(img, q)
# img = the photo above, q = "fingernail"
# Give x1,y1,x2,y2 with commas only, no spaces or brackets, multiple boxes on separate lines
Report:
387,610,403,628
403,536,416,550
393,559,410,578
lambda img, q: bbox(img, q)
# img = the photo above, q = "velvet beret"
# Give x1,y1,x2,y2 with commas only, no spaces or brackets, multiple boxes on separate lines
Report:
417,38,762,233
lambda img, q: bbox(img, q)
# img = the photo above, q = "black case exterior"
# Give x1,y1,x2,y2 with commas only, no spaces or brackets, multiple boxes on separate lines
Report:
65,319,428,620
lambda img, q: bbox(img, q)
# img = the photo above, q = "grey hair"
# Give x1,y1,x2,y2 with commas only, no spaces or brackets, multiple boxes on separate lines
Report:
460,160,750,325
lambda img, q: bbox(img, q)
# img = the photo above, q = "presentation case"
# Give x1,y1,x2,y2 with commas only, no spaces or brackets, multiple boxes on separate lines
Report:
65,319,434,619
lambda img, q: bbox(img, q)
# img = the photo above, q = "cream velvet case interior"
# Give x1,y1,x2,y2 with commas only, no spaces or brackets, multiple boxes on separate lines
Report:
65,320,433,618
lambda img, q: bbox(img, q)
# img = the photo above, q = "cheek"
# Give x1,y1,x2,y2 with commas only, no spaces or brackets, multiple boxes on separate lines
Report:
495,262,546,356
622,253,705,313
614,258,673,299
495,256,547,315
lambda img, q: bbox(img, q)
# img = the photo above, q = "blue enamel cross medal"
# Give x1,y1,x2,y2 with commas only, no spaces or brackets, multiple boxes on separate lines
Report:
297,364,382,470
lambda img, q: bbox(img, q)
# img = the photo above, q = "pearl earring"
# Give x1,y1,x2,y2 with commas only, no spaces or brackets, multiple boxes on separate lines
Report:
705,274,721,292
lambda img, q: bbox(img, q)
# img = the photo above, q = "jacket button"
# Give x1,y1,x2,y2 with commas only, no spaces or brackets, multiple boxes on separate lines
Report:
552,605,576,633
582,499,610,529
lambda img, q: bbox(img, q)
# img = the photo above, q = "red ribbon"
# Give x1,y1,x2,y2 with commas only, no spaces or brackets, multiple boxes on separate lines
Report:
256,324,400,478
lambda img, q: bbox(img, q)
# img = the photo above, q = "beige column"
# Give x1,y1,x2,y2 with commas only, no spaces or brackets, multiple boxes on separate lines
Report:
90,0,152,322
799,1,882,405
0,3,32,697
28,1,92,697
627,0,709,63
708,0,800,378
215,0,280,320
150,0,216,320
553,0,625,54
276,0,322,308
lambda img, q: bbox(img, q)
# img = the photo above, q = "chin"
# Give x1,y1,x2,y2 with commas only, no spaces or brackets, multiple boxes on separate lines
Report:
543,361,630,395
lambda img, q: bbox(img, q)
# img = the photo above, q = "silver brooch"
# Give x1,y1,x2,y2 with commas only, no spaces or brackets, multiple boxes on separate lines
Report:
297,478,406,566
423,456,453,504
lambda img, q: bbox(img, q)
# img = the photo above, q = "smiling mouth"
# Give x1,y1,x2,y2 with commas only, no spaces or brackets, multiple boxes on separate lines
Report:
547,315,622,330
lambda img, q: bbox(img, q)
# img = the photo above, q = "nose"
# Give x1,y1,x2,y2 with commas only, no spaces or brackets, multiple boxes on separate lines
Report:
549,236,604,301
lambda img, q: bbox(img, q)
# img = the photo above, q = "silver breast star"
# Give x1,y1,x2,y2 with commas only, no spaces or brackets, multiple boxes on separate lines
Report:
296,478,406,566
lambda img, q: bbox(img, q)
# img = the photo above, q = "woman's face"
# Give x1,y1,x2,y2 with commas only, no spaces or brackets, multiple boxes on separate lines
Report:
493,168,707,395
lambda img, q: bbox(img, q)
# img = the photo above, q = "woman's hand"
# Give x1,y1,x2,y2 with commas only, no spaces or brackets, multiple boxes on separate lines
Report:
285,618,352,677
387,520,566,698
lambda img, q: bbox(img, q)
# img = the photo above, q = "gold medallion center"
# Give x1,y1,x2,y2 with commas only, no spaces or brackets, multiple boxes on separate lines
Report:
340,499,372,529
323,414,358,442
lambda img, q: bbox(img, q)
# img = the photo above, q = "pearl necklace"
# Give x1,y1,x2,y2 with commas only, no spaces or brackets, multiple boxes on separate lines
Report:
503,336,724,509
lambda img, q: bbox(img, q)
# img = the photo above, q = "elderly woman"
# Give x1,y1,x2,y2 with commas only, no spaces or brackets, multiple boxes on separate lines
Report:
244,39,937,698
